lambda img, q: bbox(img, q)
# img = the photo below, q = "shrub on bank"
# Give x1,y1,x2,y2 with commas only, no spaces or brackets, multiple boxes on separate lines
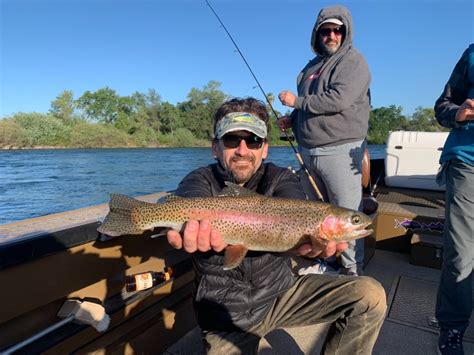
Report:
0,120,31,148
130,126,160,147
69,122,130,148
11,112,71,146
157,128,209,147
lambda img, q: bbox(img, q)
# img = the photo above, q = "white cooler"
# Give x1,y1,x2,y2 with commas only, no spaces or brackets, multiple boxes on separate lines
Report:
385,131,448,191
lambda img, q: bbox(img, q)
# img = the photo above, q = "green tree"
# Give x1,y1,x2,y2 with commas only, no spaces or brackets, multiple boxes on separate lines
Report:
368,105,408,144
264,92,275,109
144,89,162,132
113,89,165,141
262,92,289,146
49,90,77,124
405,106,447,132
158,102,182,134
114,111,133,133
130,89,162,132
179,81,228,140
76,87,130,124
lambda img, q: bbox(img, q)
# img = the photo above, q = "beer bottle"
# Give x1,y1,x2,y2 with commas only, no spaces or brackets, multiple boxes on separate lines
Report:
125,267,173,292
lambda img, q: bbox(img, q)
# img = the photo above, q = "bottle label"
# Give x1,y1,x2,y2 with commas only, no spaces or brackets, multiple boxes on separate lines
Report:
135,272,153,291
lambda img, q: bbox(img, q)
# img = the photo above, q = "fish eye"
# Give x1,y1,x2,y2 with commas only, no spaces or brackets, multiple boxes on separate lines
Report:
351,215,361,224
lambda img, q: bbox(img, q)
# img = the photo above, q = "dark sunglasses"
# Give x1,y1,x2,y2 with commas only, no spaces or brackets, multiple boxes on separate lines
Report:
221,134,265,150
319,27,343,37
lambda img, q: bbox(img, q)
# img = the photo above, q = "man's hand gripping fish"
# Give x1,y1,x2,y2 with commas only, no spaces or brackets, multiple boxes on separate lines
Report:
97,183,373,270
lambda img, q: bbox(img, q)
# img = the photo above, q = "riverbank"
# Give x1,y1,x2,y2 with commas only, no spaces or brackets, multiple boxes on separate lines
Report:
0,141,295,150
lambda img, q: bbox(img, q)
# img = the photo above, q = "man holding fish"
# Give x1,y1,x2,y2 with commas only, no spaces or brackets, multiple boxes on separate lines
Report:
166,97,386,354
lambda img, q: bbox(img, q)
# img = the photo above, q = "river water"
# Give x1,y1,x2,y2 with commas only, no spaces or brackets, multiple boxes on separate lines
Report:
0,146,385,225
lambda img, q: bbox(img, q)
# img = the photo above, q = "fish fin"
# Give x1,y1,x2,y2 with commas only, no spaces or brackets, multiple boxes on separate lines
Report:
219,182,258,197
99,234,117,242
149,227,170,239
149,223,186,238
223,245,249,270
97,194,153,238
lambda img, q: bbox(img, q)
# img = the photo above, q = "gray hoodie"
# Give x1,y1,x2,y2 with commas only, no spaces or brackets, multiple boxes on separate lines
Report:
290,5,371,148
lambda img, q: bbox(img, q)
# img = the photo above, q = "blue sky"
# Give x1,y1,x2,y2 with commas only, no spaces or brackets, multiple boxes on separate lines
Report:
1,0,473,118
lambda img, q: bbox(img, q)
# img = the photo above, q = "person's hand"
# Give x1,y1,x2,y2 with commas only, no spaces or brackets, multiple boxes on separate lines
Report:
276,115,292,131
296,240,348,259
166,219,227,253
455,99,474,122
279,91,297,107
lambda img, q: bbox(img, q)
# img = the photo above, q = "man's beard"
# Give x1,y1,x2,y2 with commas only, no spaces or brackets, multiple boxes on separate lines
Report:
229,156,256,184
320,40,340,56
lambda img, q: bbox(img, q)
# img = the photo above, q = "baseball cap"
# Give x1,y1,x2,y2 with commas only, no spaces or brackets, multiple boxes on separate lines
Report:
214,112,267,139
319,18,343,26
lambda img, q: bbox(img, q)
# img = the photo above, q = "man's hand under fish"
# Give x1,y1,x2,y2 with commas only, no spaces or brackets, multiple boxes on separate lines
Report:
166,219,349,259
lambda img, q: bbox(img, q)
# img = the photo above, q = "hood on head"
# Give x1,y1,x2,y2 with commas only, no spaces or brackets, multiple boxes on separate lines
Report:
311,5,353,56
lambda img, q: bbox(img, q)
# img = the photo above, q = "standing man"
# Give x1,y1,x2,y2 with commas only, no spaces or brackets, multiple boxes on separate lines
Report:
278,5,371,276
435,44,474,355
167,97,386,354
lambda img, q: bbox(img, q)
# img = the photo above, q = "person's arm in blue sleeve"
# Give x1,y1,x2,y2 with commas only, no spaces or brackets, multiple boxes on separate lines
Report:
435,47,471,128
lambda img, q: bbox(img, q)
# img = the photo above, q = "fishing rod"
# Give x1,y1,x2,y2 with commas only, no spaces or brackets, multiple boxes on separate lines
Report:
205,0,324,201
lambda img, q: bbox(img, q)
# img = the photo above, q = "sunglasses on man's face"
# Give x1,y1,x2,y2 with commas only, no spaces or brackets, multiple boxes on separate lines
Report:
221,134,265,150
319,27,343,37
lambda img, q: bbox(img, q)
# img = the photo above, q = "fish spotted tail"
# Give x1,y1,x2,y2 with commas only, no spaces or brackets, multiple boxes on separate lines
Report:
98,194,152,237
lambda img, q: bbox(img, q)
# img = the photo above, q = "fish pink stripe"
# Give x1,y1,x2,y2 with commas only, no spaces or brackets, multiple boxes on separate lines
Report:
187,209,288,224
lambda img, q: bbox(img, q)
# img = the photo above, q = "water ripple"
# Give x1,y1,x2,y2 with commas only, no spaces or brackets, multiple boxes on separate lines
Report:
0,146,385,225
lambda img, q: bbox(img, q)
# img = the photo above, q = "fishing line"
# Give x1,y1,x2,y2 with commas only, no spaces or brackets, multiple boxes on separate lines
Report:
205,0,324,201
370,170,383,197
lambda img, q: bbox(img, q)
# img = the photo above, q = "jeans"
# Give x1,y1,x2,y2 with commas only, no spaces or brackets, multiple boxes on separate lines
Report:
299,141,366,274
436,159,474,331
203,274,386,354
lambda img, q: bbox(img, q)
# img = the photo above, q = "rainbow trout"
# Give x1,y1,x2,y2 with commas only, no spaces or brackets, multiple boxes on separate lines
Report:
97,183,372,270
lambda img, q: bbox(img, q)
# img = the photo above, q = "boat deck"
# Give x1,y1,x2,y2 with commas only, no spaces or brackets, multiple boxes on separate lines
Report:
165,249,474,354
376,185,445,220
